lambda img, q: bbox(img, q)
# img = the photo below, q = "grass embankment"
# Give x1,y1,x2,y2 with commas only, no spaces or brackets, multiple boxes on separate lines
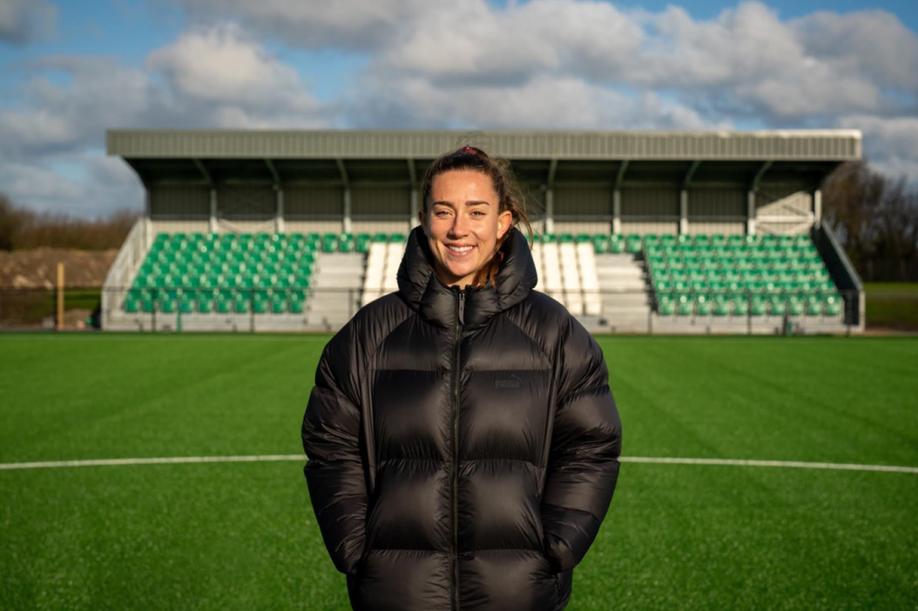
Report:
865,282,918,330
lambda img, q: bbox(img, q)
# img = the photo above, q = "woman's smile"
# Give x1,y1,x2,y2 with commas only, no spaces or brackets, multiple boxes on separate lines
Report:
445,243,474,257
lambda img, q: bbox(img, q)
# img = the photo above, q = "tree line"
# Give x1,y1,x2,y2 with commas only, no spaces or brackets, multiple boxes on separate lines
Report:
823,161,918,282
0,195,138,251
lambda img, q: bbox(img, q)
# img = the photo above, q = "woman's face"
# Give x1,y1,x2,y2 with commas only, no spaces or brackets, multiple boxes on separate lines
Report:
422,169,513,288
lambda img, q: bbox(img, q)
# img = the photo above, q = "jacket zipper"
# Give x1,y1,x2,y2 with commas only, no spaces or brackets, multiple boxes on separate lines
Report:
451,288,465,611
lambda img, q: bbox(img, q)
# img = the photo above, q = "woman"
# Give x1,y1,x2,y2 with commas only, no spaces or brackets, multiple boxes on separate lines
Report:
302,146,622,611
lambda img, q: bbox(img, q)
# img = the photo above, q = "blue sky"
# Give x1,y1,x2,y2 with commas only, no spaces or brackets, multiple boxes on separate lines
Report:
1,0,916,218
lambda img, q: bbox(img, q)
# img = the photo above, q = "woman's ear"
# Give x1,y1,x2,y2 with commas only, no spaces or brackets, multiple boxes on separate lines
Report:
497,210,513,239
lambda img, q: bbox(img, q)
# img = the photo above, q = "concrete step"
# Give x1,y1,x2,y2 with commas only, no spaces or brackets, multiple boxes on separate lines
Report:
604,294,651,306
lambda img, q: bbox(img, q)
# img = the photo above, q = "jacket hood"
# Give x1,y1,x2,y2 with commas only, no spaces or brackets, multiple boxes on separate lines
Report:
396,225,538,330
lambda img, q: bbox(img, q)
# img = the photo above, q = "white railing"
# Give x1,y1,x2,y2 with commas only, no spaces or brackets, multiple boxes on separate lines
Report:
101,217,149,328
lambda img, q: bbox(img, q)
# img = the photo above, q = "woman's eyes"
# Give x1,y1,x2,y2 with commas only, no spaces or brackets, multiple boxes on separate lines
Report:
434,210,487,218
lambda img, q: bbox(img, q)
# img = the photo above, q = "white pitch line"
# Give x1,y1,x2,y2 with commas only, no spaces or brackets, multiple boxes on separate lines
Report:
0,454,304,471
0,454,916,474
619,456,918,474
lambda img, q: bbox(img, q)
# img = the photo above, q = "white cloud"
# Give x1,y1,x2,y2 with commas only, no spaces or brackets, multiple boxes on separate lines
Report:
347,73,723,131
0,0,56,44
0,154,143,218
376,0,642,85
840,115,918,181
0,24,329,217
147,23,318,115
0,57,154,157
793,9,918,95
173,0,436,50
3,1,918,218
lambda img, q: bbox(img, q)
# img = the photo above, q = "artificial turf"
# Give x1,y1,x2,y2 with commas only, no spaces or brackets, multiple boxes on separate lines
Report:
1,333,916,609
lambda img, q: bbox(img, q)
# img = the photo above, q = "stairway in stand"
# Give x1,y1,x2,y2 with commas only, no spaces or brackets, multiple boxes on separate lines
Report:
305,252,365,330
595,253,651,332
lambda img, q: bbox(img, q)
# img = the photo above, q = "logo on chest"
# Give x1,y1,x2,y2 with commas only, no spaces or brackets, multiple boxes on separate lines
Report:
494,373,522,389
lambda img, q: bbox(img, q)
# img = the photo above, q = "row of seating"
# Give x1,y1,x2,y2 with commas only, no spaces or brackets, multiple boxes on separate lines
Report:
151,231,408,254
148,231,819,258
645,233,841,315
125,230,840,320
657,292,843,317
123,288,307,315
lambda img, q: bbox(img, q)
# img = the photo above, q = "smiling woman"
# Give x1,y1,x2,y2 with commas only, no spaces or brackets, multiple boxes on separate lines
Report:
420,145,530,289
302,145,622,611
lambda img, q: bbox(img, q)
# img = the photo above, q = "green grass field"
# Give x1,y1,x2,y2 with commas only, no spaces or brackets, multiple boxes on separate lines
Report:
865,282,918,330
1,333,916,610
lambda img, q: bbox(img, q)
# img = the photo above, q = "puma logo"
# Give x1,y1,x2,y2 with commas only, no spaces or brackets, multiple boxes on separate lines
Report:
495,374,522,389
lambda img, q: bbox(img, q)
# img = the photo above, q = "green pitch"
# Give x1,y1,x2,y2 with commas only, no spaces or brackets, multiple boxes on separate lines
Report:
1,333,916,610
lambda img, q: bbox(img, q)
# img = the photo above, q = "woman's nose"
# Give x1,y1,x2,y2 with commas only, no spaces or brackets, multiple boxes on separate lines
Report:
449,212,469,236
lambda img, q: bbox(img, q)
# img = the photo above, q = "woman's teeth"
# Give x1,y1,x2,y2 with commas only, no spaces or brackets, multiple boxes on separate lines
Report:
447,245,473,255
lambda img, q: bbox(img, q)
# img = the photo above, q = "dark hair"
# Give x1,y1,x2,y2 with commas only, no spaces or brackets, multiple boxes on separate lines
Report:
419,145,532,288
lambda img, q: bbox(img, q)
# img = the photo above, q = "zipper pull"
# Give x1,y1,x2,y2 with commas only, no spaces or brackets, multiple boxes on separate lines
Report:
457,289,465,327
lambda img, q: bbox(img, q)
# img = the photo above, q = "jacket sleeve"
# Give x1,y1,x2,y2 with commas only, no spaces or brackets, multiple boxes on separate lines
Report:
541,317,622,573
302,335,368,576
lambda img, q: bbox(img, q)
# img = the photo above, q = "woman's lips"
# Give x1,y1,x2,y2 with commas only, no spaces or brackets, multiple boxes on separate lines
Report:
445,244,474,258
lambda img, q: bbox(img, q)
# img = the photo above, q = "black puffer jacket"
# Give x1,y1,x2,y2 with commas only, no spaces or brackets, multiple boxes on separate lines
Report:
302,226,621,611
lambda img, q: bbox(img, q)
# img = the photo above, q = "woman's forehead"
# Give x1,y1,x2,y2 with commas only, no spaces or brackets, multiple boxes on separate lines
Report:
430,169,498,201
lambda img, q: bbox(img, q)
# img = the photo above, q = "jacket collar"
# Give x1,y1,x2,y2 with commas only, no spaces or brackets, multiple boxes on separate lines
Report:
396,225,538,331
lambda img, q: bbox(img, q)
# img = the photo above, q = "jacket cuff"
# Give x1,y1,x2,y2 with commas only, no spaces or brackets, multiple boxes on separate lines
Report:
541,503,601,572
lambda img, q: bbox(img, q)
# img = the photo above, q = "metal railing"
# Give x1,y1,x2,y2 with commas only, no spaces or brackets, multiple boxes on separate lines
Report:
0,285,862,335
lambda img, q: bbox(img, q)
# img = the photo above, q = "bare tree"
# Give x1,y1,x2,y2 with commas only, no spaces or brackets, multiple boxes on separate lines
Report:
0,194,139,250
823,162,918,281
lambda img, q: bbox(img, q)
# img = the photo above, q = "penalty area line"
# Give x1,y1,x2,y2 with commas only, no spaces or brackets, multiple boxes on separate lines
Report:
0,454,915,474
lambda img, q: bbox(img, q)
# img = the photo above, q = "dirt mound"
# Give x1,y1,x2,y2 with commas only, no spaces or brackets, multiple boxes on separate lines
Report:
0,248,117,288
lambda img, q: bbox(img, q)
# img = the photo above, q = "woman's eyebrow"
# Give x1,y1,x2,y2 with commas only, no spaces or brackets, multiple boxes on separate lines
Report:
431,200,492,207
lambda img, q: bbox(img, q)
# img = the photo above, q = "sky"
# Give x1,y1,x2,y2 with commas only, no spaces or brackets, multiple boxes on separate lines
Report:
0,0,916,219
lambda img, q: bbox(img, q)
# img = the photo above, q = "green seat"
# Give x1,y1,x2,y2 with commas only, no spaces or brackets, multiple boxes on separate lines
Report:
179,296,194,314
805,299,822,316
197,297,213,314
824,296,842,316
289,300,304,314
768,299,786,316
733,298,749,316
695,294,712,316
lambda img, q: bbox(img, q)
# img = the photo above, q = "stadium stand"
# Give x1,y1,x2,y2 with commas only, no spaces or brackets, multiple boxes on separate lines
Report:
114,228,842,334
102,130,865,334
